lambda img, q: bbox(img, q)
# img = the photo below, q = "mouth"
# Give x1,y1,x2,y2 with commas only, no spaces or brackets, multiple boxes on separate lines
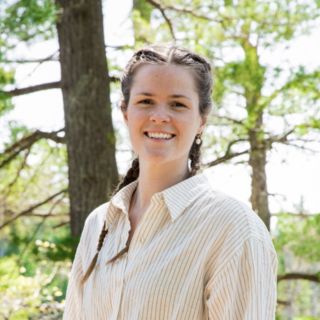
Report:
144,132,175,140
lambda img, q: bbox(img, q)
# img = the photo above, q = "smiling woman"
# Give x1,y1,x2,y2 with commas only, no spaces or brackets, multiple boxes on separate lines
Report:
123,64,205,169
63,45,277,320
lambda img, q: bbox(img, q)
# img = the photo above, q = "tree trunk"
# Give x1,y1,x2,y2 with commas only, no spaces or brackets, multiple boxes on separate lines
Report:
248,113,271,230
56,0,118,236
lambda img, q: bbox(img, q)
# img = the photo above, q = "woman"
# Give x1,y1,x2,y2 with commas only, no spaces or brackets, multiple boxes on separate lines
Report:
63,44,277,320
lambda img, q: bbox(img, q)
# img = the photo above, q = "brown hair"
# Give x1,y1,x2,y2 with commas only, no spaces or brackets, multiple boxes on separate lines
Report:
81,44,213,286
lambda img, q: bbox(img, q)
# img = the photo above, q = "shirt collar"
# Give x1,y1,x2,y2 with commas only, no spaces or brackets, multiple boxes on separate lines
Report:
159,172,211,221
105,172,211,228
105,179,139,228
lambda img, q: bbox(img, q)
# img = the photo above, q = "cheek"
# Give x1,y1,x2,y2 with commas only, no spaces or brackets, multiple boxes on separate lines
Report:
127,110,146,141
175,114,201,137
127,109,142,127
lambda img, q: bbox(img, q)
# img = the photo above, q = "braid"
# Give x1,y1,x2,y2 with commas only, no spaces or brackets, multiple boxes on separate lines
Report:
80,222,108,287
97,225,109,251
111,157,140,197
189,136,202,177
80,44,213,286
80,158,140,286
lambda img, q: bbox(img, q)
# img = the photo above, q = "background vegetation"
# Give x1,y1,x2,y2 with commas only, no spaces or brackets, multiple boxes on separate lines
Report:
0,0,320,319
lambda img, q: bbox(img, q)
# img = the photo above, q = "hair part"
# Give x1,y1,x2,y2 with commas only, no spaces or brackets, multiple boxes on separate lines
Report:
81,44,213,286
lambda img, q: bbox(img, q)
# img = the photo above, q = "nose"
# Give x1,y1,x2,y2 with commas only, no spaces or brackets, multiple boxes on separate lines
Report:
149,103,170,123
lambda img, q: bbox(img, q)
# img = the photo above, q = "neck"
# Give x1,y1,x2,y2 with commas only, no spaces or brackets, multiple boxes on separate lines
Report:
133,158,190,213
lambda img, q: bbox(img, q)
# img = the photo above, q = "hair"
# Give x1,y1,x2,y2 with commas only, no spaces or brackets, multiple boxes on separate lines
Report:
81,44,213,286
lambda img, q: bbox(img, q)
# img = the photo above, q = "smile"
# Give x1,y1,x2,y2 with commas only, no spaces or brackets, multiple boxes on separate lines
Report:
145,132,175,140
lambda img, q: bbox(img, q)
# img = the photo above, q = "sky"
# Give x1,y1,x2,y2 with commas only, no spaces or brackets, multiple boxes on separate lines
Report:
1,0,320,231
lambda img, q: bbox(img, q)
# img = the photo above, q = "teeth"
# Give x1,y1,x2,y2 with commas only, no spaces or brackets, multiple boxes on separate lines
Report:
147,132,173,139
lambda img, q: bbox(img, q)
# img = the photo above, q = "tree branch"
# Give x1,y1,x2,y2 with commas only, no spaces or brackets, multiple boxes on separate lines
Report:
277,300,291,306
2,76,119,97
106,44,134,50
277,273,320,284
271,212,320,217
147,1,217,22
145,0,176,41
204,138,249,167
225,139,248,155
205,150,250,167
2,57,59,64
280,142,319,153
17,194,66,264
24,212,69,217
262,70,320,108
7,148,31,189
268,128,295,145
1,129,65,169
52,221,70,229
2,50,59,64
4,81,61,97
213,114,244,125
0,189,68,230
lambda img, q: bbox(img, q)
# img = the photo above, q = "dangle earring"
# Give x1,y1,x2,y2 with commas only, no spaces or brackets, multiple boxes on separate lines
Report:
195,133,202,145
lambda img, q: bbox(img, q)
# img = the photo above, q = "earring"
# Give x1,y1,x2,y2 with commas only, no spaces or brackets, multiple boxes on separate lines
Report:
195,133,202,145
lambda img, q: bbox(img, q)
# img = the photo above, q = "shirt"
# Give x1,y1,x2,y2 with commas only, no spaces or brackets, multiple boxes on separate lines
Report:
63,172,278,320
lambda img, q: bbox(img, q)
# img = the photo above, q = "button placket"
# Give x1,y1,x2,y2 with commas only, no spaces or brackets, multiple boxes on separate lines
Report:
138,236,145,245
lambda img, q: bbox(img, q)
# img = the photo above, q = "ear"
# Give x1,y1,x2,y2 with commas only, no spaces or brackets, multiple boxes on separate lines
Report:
121,101,129,127
196,115,207,134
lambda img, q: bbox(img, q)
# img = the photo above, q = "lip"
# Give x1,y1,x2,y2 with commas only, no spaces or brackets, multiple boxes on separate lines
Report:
144,130,175,135
144,130,175,141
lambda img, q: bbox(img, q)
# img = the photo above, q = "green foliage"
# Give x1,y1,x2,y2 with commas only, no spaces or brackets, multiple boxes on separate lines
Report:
0,68,15,116
0,2,68,314
0,0,57,49
0,216,76,318
4,218,78,262
133,0,153,22
155,0,320,164
0,255,68,319
2,120,31,148
0,0,319,318
0,0,58,118
275,213,320,263
277,279,320,318
130,8,155,46
134,1,320,317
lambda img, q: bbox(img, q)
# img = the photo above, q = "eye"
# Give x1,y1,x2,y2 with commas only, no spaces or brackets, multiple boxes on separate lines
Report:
171,101,186,108
138,99,153,105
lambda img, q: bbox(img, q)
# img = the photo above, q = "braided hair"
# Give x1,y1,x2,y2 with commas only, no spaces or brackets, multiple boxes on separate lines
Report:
81,44,213,286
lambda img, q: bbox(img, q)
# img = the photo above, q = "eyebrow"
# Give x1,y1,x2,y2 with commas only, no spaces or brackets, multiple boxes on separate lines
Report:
135,92,192,101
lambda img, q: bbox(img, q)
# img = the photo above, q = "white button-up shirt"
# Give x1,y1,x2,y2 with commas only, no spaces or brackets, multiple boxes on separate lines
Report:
63,173,277,320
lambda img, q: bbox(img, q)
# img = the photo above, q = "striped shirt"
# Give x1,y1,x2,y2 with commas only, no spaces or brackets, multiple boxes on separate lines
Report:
63,172,277,320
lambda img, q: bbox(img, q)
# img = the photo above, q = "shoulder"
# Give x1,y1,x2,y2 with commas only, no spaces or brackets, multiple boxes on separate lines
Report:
80,202,110,246
85,202,110,228
194,187,275,254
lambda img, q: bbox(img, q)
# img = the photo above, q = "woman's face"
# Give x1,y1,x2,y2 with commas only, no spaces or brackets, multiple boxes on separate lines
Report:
122,64,206,166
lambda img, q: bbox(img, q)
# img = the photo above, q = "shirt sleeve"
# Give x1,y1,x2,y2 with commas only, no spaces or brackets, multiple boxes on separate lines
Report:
62,225,86,320
205,237,278,320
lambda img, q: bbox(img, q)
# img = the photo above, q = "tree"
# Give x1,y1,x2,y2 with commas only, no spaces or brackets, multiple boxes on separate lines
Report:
55,0,118,236
133,0,320,315
139,0,320,231
1,0,320,316
0,0,119,237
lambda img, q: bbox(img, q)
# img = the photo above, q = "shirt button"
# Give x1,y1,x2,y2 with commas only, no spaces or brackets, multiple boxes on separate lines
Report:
159,193,164,201
138,236,145,244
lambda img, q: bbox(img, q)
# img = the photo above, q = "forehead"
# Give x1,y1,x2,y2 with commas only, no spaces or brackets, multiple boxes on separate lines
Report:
131,64,197,96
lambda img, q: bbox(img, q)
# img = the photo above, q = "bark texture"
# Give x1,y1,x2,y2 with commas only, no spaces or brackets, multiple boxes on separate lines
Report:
248,114,270,230
240,28,271,230
56,0,118,236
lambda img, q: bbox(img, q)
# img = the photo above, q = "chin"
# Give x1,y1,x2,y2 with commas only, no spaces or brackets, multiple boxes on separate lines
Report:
141,151,173,164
